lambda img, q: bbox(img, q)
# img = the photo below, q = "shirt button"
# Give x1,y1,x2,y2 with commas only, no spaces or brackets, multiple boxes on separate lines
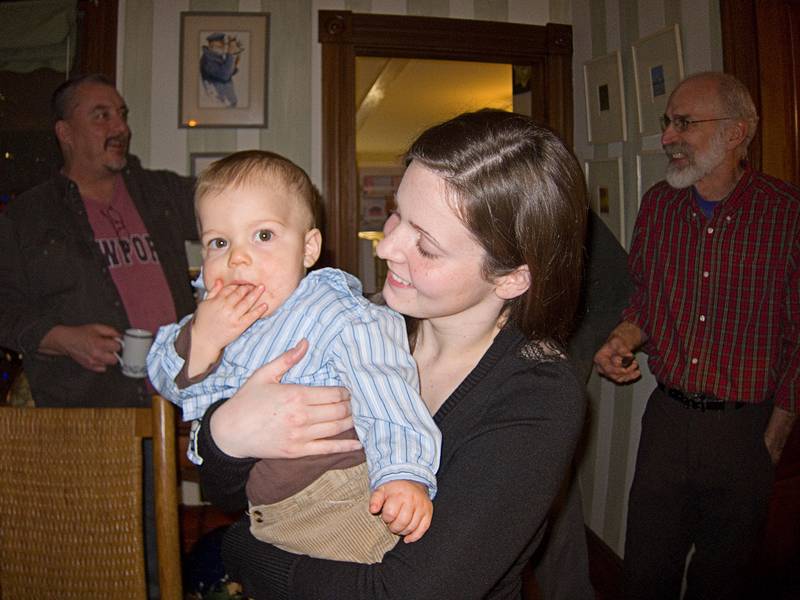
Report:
726,216,732,221
699,315,706,322
691,358,698,365
707,227,714,234
703,271,709,278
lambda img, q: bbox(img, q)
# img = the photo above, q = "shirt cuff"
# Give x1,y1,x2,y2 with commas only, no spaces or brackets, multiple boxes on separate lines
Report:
18,315,62,358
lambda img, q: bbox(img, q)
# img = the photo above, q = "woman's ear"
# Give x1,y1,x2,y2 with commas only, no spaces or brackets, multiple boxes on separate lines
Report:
303,228,322,268
495,265,531,300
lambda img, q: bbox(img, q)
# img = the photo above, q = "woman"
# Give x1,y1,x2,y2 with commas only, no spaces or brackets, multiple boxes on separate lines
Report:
196,109,588,599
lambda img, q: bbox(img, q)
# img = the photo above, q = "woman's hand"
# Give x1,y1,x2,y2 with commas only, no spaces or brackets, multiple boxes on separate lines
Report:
209,339,361,459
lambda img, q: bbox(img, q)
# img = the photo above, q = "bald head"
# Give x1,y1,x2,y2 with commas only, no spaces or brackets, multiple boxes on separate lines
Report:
672,72,758,158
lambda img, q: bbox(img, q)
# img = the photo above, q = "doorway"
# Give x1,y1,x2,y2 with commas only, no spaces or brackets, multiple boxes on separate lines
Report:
354,57,514,292
317,10,574,276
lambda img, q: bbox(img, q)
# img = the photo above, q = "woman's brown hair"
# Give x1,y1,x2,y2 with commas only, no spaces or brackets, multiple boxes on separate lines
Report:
406,109,587,346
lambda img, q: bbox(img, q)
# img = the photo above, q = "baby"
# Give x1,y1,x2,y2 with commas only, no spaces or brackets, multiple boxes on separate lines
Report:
147,150,440,563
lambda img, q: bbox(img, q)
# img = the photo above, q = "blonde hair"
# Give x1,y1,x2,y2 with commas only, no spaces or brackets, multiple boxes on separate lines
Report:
195,150,319,228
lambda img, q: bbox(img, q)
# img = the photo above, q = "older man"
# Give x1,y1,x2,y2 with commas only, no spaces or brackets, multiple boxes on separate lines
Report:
594,72,798,599
0,73,197,408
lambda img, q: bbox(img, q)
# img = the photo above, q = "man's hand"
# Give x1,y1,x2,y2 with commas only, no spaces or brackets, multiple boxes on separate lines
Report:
210,339,360,459
764,406,797,465
594,321,646,383
189,280,267,376
39,323,122,372
369,480,433,543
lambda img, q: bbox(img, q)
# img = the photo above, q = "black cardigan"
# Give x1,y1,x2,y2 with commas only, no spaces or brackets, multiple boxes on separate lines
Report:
197,326,585,600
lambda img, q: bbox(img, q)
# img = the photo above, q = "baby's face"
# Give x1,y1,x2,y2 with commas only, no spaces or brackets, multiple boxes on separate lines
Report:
197,182,320,317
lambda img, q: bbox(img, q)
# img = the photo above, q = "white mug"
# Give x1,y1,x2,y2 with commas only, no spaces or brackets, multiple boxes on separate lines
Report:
116,328,154,378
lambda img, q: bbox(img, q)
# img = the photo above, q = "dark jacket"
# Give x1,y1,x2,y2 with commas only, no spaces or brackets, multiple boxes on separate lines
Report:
0,156,197,407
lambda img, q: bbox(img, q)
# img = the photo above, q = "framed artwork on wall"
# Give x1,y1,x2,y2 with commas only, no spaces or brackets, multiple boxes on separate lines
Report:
636,151,668,207
632,24,684,136
585,157,626,247
179,12,269,128
189,152,229,176
583,51,627,143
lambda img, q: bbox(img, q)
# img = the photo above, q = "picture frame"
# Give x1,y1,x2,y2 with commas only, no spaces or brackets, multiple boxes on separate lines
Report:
179,12,269,128
636,151,668,207
583,51,627,144
190,152,228,176
585,158,626,247
632,24,684,135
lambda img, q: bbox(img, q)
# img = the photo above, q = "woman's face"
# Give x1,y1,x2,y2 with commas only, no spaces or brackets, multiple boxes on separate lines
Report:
376,161,506,326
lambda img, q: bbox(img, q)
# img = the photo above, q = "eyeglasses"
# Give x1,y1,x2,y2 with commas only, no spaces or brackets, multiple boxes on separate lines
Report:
659,114,733,133
99,205,130,240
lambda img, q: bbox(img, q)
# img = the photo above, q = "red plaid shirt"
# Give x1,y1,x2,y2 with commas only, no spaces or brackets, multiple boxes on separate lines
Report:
623,168,800,412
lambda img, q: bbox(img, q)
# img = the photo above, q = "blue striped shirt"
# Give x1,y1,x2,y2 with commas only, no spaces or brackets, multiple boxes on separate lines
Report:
147,268,440,496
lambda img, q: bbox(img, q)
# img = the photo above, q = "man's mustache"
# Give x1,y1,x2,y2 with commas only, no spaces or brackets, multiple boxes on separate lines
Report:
663,143,690,157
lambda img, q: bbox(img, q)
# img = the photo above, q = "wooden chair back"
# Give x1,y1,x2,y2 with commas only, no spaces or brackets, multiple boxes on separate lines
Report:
0,395,182,600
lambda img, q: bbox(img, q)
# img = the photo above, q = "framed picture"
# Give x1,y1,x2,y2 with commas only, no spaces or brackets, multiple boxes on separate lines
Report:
179,12,269,128
190,152,228,176
636,151,668,207
632,24,684,135
585,158,625,247
583,51,627,143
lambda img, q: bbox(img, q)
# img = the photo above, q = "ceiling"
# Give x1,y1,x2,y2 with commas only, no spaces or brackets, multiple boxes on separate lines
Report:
355,57,514,166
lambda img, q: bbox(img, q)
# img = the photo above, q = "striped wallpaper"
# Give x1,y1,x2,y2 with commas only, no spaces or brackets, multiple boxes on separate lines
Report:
117,0,723,556
572,0,722,556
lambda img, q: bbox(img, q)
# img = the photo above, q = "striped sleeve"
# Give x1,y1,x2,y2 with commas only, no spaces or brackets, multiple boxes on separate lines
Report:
332,308,441,498
775,231,800,412
146,313,241,421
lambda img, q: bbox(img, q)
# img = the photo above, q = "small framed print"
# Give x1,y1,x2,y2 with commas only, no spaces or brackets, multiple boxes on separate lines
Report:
632,24,685,135
179,12,270,128
585,158,625,247
636,151,668,207
583,51,627,143
190,152,228,177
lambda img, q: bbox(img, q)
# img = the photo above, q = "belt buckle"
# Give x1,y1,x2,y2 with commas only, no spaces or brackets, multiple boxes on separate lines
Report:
687,392,708,411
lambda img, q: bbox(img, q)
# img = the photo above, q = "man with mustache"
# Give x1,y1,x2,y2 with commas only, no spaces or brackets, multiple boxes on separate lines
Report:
200,32,243,107
594,71,798,599
0,73,197,409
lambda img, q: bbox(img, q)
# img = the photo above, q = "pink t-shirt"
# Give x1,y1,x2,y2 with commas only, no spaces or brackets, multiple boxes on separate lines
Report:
83,175,177,336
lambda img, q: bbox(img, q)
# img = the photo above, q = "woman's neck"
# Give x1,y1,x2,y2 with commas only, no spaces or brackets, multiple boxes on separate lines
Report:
413,315,504,415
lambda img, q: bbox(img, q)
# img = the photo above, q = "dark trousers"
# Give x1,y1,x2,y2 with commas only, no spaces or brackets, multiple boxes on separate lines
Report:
622,387,775,600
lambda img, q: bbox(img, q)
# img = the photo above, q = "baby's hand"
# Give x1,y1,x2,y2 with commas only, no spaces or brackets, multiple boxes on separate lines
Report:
193,280,268,354
369,480,432,543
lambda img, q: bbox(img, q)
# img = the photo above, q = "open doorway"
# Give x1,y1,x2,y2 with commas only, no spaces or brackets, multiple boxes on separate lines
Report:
318,10,574,277
354,57,514,292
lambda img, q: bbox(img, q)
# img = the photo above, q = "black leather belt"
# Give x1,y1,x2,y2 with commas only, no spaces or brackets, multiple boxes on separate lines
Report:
657,382,746,411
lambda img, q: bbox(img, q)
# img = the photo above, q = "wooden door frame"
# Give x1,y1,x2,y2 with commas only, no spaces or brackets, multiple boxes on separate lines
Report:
720,0,763,171
77,0,119,82
318,10,573,274
720,0,800,182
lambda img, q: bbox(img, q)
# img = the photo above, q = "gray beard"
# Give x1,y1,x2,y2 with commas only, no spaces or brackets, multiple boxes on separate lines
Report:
664,129,727,189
